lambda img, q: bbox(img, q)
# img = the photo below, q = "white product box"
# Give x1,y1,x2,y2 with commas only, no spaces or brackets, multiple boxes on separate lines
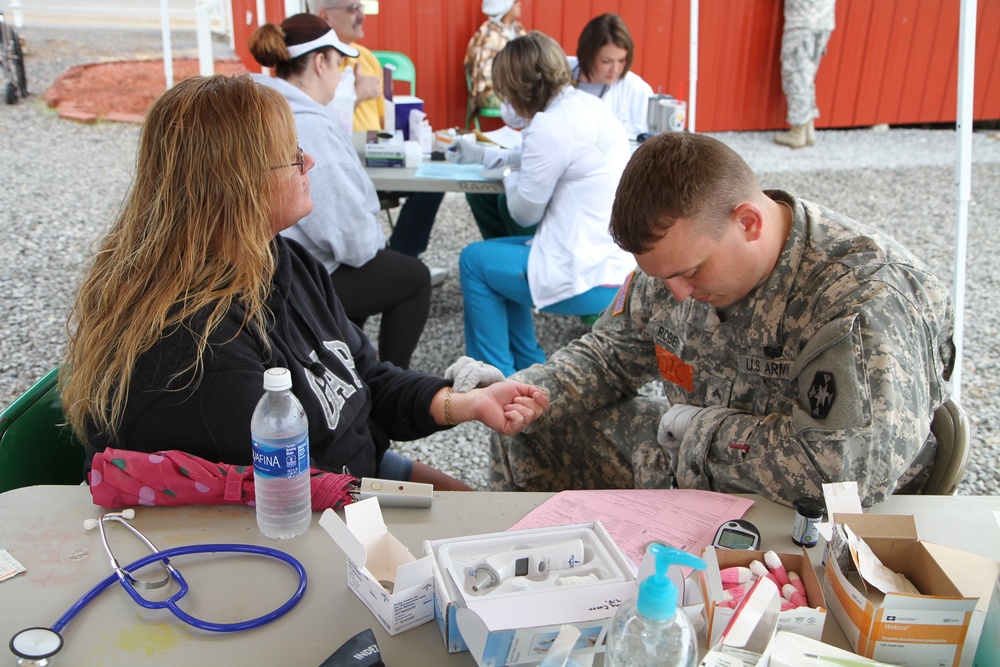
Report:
424,522,638,667
319,498,434,636
364,142,405,168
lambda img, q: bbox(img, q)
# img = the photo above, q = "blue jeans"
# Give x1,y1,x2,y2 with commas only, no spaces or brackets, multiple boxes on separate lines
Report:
378,450,414,480
459,237,619,376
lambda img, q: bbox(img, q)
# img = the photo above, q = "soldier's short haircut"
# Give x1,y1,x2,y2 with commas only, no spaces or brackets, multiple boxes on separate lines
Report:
611,133,760,253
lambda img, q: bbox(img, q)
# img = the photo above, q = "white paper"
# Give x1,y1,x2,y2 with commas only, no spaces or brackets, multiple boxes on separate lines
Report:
480,126,523,149
817,481,864,541
0,549,26,583
844,525,921,595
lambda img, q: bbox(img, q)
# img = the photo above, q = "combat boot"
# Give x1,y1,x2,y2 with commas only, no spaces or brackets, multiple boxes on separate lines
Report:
774,123,809,149
805,119,816,146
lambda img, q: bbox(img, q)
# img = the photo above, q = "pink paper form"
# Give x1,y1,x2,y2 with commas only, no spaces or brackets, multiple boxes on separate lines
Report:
511,489,754,567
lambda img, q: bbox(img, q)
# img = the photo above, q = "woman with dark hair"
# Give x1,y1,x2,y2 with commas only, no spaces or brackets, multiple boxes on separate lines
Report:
452,32,636,376
570,13,654,139
248,13,428,370
62,73,549,491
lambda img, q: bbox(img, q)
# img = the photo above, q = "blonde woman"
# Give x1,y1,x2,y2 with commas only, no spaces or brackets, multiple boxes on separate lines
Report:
62,75,549,490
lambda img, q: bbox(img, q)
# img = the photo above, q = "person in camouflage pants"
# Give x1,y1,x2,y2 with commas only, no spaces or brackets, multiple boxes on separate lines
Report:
775,0,835,148
490,132,955,508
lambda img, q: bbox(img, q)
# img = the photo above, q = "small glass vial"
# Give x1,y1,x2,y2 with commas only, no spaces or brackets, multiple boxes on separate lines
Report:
791,496,825,547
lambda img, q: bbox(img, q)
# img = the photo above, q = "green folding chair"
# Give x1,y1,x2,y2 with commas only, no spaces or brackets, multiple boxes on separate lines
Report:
372,50,416,96
465,69,502,131
0,367,86,492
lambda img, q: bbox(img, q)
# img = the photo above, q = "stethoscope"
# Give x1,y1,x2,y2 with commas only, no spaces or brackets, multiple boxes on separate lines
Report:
9,509,308,665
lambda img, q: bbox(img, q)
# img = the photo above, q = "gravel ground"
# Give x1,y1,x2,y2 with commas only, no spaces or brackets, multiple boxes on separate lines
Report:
3,26,998,496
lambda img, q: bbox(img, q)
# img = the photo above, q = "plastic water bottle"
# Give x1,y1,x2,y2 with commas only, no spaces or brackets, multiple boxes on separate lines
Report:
605,543,706,667
251,367,311,539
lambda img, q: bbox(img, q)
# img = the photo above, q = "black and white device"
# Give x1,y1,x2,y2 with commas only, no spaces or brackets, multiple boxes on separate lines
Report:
712,519,761,550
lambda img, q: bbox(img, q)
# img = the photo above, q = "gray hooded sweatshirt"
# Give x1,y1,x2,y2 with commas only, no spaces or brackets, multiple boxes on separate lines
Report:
253,74,385,273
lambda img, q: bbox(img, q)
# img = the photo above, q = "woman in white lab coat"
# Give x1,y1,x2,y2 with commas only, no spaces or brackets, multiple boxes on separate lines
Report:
568,13,654,139
452,32,636,376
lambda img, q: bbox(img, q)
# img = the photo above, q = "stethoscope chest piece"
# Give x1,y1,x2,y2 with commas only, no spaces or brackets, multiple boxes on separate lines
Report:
10,626,63,665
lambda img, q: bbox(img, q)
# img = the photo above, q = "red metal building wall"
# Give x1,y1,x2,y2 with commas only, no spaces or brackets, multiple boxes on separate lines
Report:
233,0,999,133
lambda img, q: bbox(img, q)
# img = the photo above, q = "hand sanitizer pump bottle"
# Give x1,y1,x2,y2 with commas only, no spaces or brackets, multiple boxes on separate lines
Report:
605,543,706,667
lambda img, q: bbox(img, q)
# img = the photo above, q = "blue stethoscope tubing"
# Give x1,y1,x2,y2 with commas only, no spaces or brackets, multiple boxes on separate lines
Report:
52,543,308,634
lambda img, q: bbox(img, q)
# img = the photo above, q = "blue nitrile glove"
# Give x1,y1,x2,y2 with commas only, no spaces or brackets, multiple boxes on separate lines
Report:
444,356,506,392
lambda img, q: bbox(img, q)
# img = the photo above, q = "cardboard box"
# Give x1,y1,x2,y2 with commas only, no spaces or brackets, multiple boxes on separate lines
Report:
823,513,1000,667
424,522,638,667
319,499,435,636
700,546,827,648
393,95,423,140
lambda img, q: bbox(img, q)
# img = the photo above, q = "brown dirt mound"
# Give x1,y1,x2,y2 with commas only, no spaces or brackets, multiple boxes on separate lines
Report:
44,58,248,123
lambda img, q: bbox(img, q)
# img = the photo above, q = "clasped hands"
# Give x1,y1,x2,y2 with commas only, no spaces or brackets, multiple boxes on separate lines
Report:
442,356,548,436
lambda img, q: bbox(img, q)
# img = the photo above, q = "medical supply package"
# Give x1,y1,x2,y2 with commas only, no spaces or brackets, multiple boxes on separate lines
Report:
392,95,423,141
699,574,783,667
424,522,637,667
364,142,405,168
823,513,1000,667
319,498,434,636
699,546,827,648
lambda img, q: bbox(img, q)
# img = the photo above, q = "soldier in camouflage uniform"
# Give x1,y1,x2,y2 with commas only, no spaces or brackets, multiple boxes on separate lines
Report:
775,0,836,148
465,0,526,113
490,133,955,508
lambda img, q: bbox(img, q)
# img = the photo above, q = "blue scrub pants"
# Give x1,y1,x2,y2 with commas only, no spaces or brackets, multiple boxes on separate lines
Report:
459,237,619,376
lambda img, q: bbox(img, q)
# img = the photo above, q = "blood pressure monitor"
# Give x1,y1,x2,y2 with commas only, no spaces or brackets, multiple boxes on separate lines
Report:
712,519,761,550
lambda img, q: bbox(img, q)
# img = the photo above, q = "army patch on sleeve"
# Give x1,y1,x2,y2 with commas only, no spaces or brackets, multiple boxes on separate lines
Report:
611,270,636,316
807,371,836,418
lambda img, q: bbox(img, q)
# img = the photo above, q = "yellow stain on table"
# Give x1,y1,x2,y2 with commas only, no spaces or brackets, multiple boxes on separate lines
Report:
105,619,190,656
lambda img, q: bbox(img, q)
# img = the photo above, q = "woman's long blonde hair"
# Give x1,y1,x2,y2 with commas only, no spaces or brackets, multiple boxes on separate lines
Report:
62,74,298,445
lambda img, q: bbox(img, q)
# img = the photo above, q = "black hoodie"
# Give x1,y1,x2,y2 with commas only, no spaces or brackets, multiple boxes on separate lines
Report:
86,236,450,477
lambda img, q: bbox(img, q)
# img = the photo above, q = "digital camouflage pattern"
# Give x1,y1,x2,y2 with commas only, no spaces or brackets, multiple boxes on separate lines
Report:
464,19,526,112
780,0,835,127
491,190,955,508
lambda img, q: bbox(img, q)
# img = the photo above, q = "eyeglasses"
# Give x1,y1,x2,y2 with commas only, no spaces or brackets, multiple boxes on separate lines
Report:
270,146,306,175
330,2,364,13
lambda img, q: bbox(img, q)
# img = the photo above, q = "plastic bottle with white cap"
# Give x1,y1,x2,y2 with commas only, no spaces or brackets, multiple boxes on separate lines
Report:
251,367,311,539
605,543,706,667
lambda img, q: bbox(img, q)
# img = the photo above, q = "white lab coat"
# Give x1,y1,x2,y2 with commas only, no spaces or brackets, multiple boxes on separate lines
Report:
504,87,636,308
568,55,654,138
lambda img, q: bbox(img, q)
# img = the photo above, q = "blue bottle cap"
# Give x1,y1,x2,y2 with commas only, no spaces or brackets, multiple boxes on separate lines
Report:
637,543,706,621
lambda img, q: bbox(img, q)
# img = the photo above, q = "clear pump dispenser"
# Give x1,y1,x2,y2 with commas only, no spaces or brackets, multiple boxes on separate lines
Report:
605,543,706,667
